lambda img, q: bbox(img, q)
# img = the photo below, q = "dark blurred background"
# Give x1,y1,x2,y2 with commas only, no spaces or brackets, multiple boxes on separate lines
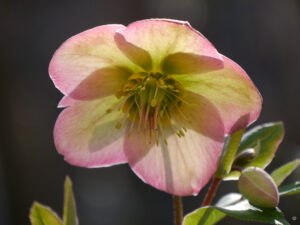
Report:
1,0,300,224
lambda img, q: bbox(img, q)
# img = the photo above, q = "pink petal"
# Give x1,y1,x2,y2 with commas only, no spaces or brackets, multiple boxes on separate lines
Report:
116,19,223,71
161,53,223,75
177,91,225,142
54,96,127,167
174,55,262,134
49,24,139,96
58,96,77,108
124,126,223,196
69,66,131,100
114,32,152,71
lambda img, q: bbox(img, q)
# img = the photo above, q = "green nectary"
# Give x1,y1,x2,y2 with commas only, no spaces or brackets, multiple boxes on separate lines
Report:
114,72,187,143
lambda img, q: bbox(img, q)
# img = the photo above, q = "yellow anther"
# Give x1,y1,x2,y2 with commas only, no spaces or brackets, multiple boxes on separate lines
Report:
106,108,112,113
113,72,187,144
151,99,157,107
163,139,168,145
179,130,185,137
115,121,122,129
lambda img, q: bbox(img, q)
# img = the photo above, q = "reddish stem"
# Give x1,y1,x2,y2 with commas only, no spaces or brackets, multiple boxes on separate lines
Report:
202,176,222,206
173,195,183,225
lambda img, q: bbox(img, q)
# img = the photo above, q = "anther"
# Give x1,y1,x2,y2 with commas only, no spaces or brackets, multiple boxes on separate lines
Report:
113,72,186,145
115,121,122,129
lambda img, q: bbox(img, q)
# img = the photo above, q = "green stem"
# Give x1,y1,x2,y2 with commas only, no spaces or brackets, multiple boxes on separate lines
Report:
173,195,183,225
202,176,222,206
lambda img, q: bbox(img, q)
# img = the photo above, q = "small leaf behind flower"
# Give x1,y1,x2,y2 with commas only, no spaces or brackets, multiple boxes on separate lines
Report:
278,182,300,197
63,176,79,225
224,122,284,181
30,202,62,225
215,129,244,178
183,193,289,225
183,206,226,225
238,122,284,168
271,159,300,186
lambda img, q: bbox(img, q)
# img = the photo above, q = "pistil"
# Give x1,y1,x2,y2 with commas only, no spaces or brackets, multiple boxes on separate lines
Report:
112,72,187,144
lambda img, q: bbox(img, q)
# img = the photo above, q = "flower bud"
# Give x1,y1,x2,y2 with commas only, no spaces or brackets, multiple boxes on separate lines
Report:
238,167,279,208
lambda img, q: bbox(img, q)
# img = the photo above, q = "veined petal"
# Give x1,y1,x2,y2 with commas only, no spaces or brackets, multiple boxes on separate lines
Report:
69,66,131,100
161,53,223,75
177,91,224,142
114,33,152,71
124,127,223,196
116,19,223,70
54,96,127,167
174,55,262,134
49,25,140,96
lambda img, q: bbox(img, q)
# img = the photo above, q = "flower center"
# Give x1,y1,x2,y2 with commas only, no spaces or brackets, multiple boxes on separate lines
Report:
113,72,187,144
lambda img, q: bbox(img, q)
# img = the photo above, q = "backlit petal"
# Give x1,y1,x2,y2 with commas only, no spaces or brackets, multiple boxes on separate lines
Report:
54,96,127,167
114,32,152,71
124,127,223,196
177,91,224,142
161,53,223,75
174,55,262,134
116,19,223,70
49,25,139,96
69,66,131,100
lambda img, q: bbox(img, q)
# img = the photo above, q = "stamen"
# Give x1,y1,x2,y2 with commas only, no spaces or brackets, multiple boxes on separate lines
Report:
113,94,133,112
174,102,189,121
151,81,159,107
164,94,189,123
164,108,185,139
159,100,168,117
128,111,138,137
138,99,144,131
177,132,182,137
179,129,185,137
135,95,141,113
114,72,187,145
150,98,157,107
164,89,190,105
149,119,152,142
153,103,160,130
115,121,122,129
118,101,134,129
144,103,150,130
164,108,177,133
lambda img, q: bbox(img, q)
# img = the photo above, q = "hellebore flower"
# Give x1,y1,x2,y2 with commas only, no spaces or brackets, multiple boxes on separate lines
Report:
49,19,262,196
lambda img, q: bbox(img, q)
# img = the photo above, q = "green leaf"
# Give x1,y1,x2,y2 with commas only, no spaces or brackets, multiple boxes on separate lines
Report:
223,170,241,181
30,202,62,225
224,122,284,181
279,182,300,196
183,193,289,225
182,193,242,225
216,193,243,207
215,129,244,178
218,200,289,225
63,176,78,225
183,207,226,225
238,122,284,168
271,159,300,186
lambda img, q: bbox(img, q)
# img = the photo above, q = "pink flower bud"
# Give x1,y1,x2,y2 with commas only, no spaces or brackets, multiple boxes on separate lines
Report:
238,167,279,208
